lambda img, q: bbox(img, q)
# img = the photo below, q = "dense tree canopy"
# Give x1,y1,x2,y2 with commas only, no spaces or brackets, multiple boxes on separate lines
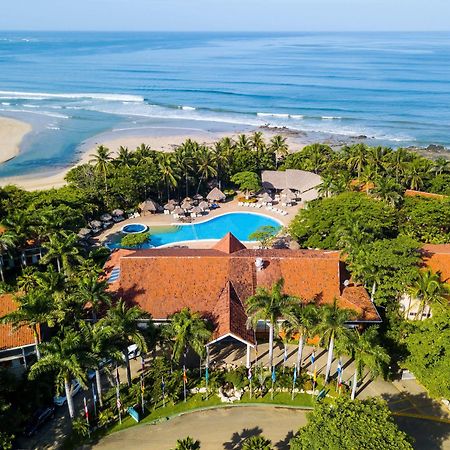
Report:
347,236,421,304
404,308,450,399
399,197,450,244
289,192,398,250
290,397,413,450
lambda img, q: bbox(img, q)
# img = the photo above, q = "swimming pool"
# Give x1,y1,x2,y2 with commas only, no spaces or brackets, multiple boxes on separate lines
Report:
108,212,282,248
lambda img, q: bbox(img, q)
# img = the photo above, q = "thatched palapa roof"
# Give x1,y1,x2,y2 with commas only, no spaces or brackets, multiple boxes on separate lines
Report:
206,187,226,202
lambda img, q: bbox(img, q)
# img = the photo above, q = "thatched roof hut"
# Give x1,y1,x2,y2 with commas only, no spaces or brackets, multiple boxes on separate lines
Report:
181,200,193,210
139,199,159,215
100,213,112,222
206,187,226,202
112,209,124,217
173,206,185,216
164,203,175,212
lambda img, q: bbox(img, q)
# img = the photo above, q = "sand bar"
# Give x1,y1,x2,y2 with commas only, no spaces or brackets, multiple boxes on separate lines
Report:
0,116,32,164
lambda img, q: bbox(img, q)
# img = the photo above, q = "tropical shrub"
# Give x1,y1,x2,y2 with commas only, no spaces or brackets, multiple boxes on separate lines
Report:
290,397,413,450
120,232,151,248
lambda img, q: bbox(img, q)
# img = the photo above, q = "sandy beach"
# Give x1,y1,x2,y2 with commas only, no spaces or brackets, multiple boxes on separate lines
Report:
0,128,310,191
0,116,32,164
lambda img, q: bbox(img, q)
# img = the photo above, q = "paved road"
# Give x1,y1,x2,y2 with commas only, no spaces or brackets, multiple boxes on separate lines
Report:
90,406,308,450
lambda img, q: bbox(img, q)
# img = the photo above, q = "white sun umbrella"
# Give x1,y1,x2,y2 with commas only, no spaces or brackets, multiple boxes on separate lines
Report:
173,206,185,215
89,220,102,229
78,228,92,238
181,200,193,210
260,192,273,203
100,213,112,222
164,203,175,212
198,200,210,211
282,190,296,201
112,209,124,217
191,206,202,214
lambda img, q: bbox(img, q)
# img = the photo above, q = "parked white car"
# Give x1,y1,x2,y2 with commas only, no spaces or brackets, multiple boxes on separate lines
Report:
53,380,82,406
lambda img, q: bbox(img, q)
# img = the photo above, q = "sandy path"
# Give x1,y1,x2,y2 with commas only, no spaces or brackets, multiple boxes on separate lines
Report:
0,116,32,164
92,406,308,450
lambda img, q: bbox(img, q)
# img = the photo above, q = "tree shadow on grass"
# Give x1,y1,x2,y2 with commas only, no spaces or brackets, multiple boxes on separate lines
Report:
381,392,450,450
223,426,263,449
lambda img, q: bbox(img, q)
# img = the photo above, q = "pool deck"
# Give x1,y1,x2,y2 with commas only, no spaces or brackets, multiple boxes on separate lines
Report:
97,198,302,248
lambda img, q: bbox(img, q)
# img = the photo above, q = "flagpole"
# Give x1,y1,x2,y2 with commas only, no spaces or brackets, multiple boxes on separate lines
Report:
162,376,166,408
115,363,122,424
183,365,187,403
140,375,145,414
91,382,97,418
291,364,297,400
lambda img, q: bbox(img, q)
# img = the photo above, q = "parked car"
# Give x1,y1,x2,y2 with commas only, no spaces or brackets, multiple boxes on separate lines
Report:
24,405,55,436
122,344,141,361
53,380,82,406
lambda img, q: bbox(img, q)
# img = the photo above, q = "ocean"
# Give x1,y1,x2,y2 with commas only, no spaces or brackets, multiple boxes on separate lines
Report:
0,31,449,177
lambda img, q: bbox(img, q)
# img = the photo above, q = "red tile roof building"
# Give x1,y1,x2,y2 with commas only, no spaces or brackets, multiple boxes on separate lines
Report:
105,234,381,346
421,244,450,283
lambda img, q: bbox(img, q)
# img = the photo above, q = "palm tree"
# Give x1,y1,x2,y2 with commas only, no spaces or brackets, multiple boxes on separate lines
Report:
270,135,289,167
359,166,377,194
236,134,252,153
89,145,112,192
346,143,367,179
116,146,133,168
76,276,111,321
282,304,320,371
405,159,427,191
0,229,17,282
431,156,450,176
242,435,273,450
408,270,449,319
29,328,95,419
0,292,57,360
388,147,410,183
158,153,180,201
194,146,217,194
315,298,354,383
339,327,389,400
90,321,122,408
175,140,196,197
163,307,211,363
317,175,334,198
102,299,150,386
246,278,300,369
372,177,402,206
367,146,389,177
171,436,201,450
41,231,83,274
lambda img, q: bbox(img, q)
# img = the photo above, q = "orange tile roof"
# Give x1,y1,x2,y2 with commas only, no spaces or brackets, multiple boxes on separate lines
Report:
405,190,447,199
107,233,380,343
0,294,36,351
421,244,450,283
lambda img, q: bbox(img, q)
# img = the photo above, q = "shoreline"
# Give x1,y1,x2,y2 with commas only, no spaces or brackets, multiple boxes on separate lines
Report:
0,121,448,192
0,126,316,191
0,117,32,164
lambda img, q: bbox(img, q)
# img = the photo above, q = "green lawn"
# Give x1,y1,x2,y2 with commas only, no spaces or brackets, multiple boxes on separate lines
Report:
107,390,316,435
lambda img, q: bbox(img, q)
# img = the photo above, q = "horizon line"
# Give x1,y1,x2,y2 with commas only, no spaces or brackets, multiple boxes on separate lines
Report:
1,29,449,33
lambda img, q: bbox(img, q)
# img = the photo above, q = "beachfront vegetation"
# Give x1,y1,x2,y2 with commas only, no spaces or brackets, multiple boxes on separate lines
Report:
289,397,413,450
120,231,151,248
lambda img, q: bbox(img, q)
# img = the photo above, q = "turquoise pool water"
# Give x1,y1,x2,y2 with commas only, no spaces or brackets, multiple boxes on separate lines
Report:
108,212,282,248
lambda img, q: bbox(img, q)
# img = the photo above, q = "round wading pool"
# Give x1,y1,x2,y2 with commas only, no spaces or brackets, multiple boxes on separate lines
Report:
121,223,148,234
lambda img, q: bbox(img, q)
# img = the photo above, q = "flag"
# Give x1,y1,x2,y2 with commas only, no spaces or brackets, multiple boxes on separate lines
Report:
116,397,121,409
313,367,317,383
161,376,165,392
183,366,187,383
205,367,209,382
310,351,315,365
272,366,276,383
248,366,252,380
293,365,297,383
84,397,89,422
283,345,288,363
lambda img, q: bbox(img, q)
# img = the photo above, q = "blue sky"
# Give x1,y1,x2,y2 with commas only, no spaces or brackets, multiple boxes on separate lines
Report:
1,0,449,31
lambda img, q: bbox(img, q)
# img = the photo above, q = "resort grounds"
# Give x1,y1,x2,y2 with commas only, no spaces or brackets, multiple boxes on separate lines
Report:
20,341,450,450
